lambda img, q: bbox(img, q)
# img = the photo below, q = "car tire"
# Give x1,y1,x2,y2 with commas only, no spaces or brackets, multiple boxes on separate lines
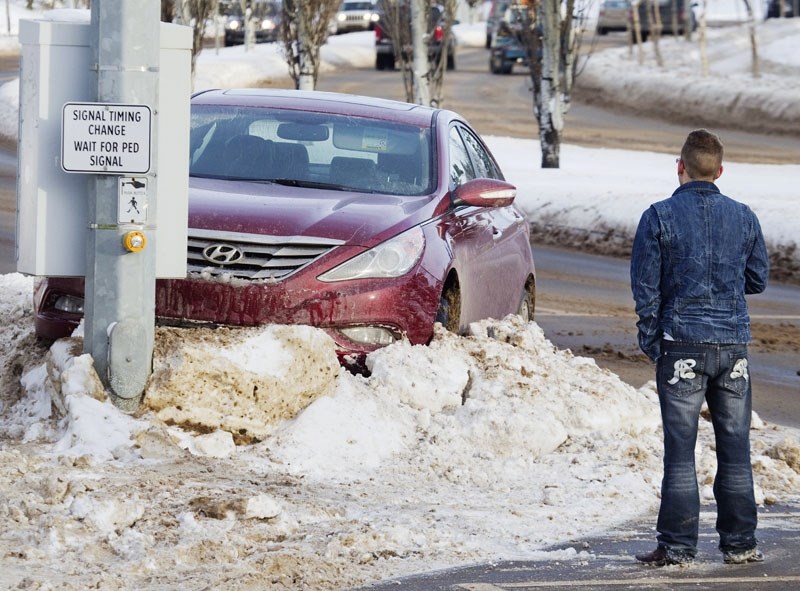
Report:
376,53,395,71
446,52,455,71
490,56,510,75
517,280,536,322
435,283,461,334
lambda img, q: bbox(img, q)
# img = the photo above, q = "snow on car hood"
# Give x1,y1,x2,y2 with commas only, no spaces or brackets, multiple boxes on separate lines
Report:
188,178,436,247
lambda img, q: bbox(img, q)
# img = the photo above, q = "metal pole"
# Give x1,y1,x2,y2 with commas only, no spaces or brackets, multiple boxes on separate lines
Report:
86,1,159,411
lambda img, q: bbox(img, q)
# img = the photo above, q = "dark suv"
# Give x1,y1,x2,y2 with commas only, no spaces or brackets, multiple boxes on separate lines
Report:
374,3,456,70
630,0,696,42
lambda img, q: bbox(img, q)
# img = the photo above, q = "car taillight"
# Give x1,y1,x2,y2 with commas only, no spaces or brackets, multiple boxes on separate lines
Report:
375,24,383,40
433,24,443,42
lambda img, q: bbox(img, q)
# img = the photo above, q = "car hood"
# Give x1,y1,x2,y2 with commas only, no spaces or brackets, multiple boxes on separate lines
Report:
188,178,436,247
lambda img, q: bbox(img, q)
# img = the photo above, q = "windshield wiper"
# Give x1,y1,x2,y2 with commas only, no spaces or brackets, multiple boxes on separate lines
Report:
271,178,351,191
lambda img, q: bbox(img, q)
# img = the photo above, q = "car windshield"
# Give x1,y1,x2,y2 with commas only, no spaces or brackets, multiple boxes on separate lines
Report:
343,2,374,9
189,105,434,196
228,2,280,18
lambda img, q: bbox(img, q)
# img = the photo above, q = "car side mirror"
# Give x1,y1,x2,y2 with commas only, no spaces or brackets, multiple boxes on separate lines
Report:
452,178,516,208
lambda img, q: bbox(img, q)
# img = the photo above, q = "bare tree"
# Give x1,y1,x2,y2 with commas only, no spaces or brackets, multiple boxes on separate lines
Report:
173,0,217,78
517,0,590,168
698,0,708,76
410,0,431,105
647,0,663,67
669,0,678,37
280,0,340,90
741,0,760,77
631,0,645,64
376,0,456,107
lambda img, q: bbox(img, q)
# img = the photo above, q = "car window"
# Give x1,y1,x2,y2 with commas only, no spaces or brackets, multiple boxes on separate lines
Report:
459,126,503,180
190,105,434,196
343,2,375,9
448,125,475,188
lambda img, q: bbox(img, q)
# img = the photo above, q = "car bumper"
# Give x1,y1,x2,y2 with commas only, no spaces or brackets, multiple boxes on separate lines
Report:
224,30,278,45
34,266,442,370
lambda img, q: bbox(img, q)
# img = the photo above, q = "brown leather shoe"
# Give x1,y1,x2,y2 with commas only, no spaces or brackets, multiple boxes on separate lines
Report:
635,546,693,566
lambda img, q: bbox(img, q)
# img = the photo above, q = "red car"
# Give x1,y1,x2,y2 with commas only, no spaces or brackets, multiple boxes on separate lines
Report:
34,89,536,372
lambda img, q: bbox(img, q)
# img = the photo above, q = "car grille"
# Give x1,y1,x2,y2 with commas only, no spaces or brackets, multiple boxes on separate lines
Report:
187,229,344,281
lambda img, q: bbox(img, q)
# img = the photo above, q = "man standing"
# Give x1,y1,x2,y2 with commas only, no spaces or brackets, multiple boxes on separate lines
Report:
630,129,769,566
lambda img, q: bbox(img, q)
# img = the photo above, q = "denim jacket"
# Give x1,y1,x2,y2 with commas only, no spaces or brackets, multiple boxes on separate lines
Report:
630,181,769,361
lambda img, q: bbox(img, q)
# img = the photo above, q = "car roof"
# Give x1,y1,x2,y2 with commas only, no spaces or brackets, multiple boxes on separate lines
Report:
191,89,438,128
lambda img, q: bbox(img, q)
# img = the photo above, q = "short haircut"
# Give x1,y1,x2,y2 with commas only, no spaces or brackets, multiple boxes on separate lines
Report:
680,129,724,179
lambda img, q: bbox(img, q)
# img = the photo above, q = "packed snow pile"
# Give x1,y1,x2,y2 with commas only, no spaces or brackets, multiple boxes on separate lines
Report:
2,273,799,590
146,325,342,443
578,19,800,136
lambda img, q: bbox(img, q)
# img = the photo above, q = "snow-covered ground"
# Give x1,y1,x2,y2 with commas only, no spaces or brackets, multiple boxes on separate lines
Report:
1,2,799,590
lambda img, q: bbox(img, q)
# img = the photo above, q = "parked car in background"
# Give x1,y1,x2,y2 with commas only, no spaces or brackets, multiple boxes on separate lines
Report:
629,0,696,42
334,0,380,33
596,0,630,34
34,89,536,374
374,3,457,70
224,0,281,46
766,0,797,17
489,2,529,74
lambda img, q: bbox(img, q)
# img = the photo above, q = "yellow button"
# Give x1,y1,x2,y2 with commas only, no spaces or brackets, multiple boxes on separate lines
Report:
123,231,146,252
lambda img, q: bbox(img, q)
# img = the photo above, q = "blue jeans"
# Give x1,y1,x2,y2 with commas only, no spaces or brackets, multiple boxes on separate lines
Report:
655,340,758,557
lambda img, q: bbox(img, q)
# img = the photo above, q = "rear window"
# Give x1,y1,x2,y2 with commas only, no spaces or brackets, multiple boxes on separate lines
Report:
189,105,434,196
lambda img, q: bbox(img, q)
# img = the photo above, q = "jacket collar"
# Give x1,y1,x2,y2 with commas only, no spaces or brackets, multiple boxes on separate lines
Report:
673,180,720,196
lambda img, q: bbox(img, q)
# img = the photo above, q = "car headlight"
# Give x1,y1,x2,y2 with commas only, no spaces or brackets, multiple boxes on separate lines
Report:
337,13,346,22
227,20,241,31
318,227,425,282
338,326,398,346
261,19,276,31
54,294,85,314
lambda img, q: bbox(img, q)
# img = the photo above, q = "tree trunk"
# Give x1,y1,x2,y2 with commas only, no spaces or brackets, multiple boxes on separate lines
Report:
538,0,562,169
699,0,708,76
427,0,456,107
741,0,759,78
631,0,645,65
297,12,314,90
410,0,430,105
280,0,339,91
648,0,663,67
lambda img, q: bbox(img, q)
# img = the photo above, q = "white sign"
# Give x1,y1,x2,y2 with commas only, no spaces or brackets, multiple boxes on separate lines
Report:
118,177,148,224
62,102,152,174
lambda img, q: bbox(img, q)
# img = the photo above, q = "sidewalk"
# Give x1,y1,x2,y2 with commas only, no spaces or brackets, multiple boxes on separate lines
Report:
353,504,800,590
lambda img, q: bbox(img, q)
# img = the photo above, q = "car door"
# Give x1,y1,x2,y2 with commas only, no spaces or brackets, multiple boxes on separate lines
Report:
446,124,527,323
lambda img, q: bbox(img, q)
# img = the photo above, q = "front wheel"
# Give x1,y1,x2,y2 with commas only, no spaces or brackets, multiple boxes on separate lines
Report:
517,280,535,322
376,53,395,70
435,285,461,334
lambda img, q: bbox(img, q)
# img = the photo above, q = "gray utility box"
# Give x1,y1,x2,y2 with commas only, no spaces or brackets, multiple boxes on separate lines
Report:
16,18,191,277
